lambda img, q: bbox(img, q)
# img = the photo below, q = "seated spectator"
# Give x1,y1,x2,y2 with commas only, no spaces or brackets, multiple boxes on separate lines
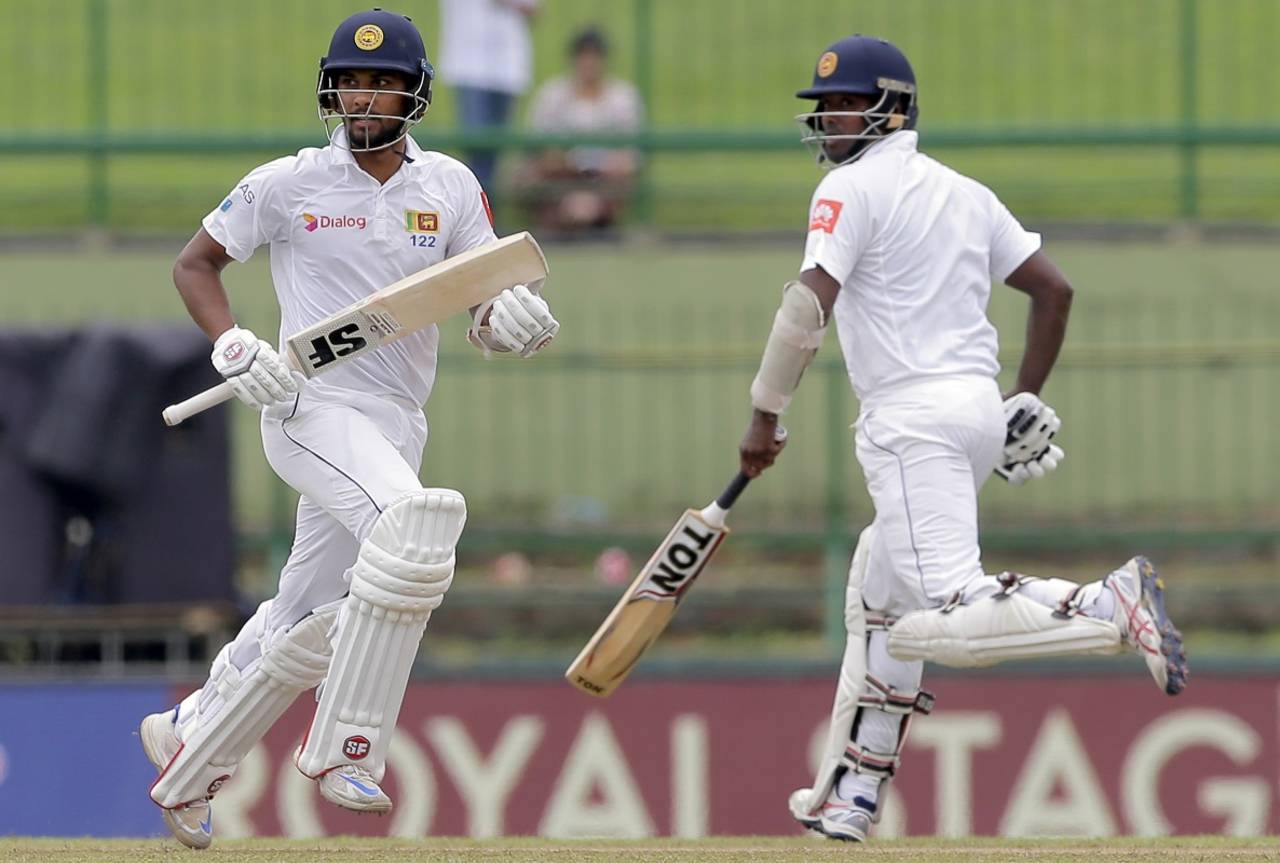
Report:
515,27,644,234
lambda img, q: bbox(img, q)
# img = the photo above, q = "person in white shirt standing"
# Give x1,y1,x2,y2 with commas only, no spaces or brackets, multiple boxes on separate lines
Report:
736,35,1188,844
137,9,559,850
439,0,539,202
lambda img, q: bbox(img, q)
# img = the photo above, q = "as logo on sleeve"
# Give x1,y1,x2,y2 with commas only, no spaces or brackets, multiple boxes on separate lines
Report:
809,198,843,233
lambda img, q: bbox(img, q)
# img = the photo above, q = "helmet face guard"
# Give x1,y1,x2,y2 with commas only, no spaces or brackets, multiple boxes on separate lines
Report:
316,9,435,152
795,78,917,168
316,65,432,152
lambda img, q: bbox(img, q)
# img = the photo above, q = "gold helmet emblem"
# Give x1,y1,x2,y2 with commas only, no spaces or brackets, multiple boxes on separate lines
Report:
817,51,838,78
354,24,384,51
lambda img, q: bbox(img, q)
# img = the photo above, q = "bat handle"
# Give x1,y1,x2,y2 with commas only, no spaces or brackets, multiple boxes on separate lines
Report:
162,381,234,426
715,472,752,511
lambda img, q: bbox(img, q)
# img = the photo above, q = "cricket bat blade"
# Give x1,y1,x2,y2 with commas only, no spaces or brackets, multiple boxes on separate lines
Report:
565,508,729,697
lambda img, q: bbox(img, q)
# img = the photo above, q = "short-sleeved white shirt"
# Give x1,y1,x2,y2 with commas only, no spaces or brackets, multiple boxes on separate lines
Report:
202,129,497,408
438,0,536,94
801,131,1040,406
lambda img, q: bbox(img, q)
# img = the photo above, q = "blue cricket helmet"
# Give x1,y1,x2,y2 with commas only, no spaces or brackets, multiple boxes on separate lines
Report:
797,35,918,130
320,7,434,95
794,35,919,167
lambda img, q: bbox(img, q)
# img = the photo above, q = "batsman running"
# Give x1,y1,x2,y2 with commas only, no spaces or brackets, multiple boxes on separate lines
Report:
139,9,559,849
737,35,1189,843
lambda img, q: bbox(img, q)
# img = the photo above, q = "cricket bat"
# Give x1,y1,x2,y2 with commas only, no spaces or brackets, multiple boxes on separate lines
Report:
565,427,786,697
161,232,548,426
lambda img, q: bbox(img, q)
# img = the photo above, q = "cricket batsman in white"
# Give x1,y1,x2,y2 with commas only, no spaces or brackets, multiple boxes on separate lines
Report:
138,9,559,848
737,35,1189,843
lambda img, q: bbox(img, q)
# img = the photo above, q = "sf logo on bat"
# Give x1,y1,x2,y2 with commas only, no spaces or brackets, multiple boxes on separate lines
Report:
297,322,371,372
633,512,725,601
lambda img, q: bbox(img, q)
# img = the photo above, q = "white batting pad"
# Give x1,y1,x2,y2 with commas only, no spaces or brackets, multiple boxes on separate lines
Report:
796,525,873,818
150,603,337,808
887,590,1122,666
296,488,466,781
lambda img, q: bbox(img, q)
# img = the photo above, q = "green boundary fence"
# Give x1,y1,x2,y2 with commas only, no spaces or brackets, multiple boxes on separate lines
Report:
2,240,1276,649
3,0,1280,229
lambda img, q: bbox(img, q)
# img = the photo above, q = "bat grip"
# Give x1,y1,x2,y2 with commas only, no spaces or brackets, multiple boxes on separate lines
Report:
715,472,752,510
162,381,234,426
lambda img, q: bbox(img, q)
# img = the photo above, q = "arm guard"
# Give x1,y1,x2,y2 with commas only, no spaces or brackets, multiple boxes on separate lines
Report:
749,280,828,414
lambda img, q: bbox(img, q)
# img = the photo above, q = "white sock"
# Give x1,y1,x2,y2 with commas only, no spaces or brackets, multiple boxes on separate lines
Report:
835,770,879,804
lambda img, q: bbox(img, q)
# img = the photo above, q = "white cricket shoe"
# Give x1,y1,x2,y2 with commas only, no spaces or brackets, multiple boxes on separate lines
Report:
788,786,873,842
318,764,392,813
139,710,213,850
818,792,875,842
1107,556,1189,695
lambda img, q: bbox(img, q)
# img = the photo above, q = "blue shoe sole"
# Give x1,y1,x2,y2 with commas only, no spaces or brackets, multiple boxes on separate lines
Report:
1135,556,1189,696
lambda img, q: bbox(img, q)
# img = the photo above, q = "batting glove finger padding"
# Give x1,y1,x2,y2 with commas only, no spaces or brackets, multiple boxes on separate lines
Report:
486,285,560,358
996,443,1065,486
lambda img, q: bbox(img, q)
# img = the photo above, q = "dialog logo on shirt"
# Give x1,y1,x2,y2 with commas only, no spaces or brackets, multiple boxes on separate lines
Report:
404,210,439,232
302,212,368,232
809,198,843,233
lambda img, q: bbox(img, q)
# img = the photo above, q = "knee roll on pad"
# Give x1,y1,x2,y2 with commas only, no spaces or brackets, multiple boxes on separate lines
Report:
150,603,338,808
349,487,467,614
297,488,467,781
349,489,467,614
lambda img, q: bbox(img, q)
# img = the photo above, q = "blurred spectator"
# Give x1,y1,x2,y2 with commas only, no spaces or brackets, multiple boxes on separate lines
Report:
515,26,645,235
593,546,634,587
490,551,533,587
439,0,539,200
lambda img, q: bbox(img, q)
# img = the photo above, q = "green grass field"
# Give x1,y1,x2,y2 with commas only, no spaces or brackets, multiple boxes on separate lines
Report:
3,0,1280,229
1,837,1276,863
1,240,1276,540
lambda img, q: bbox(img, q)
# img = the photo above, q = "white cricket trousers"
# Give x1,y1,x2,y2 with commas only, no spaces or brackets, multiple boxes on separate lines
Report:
222,382,428,677
837,374,1006,807
855,374,1006,618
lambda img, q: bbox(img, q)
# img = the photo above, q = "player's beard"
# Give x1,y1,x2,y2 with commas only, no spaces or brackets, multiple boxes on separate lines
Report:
346,117,404,151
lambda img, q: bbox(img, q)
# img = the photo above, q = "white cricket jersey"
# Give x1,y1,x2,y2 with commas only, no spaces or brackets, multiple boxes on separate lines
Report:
800,131,1041,406
202,129,497,408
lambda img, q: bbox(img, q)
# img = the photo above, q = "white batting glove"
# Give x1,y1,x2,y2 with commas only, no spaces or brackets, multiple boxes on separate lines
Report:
211,325,298,411
468,285,559,358
996,443,1065,485
1001,392,1061,462
995,392,1064,484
